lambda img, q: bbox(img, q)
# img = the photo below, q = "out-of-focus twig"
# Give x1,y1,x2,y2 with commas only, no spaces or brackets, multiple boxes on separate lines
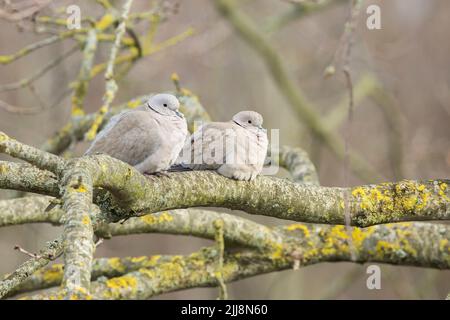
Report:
71,29,98,116
0,29,83,64
264,0,343,34
85,0,134,141
0,44,78,93
0,99,42,114
323,74,379,130
369,86,405,179
0,0,51,22
214,219,228,300
95,0,113,10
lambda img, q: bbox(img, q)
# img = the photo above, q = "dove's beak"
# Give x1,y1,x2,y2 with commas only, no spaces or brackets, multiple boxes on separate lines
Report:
175,110,184,118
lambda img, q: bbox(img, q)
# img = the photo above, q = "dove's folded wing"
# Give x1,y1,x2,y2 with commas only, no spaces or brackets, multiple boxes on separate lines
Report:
85,110,162,166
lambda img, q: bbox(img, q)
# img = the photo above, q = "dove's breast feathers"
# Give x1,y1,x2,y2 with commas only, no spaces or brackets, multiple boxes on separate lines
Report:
182,121,268,180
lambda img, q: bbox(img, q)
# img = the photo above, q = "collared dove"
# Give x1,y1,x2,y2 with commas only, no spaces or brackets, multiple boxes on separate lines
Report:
175,111,268,181
85,93,188,174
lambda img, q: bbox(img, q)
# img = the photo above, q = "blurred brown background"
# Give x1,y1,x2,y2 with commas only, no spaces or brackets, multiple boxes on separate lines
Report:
0,0,449,299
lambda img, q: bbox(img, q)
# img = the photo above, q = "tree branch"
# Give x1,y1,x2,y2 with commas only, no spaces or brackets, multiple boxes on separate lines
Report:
0,161,59,196
85,0,134,140
1,150,449,227
0,236,63,299
0,196,60,226
0,132,65,173
0,198,281,252
277,145,319,185
20,222,450,299
59,161,95,296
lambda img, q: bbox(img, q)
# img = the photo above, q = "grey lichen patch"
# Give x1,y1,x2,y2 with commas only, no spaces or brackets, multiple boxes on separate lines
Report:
0,131,65,174
0,196,61,227
0,161,60,196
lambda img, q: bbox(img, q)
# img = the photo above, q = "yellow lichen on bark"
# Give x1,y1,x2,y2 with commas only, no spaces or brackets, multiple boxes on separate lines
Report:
42,264,64,283
284,224,310,237
140,212,173,225
108,257,126,272
96,14,115,31
104,275,138,299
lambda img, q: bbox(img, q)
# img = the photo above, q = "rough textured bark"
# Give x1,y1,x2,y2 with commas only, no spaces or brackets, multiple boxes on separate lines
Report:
59,161,96,296
20,222,450,299
1,143,449,227
0,236,63,298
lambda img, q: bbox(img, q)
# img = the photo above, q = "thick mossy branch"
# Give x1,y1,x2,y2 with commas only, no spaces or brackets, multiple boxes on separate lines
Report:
0,198,280,252
0,161,59,196
0,196,60,226
99,209,282,251
0,132,65,173
1,153,449,226
5,255,171,298
0,205,283,298
22,222,450,299
51,155,449,227
59,162,96,295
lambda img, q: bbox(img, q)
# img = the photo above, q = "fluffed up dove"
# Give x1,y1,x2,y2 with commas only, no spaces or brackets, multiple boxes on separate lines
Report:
85,93,188,174
174,111,268,181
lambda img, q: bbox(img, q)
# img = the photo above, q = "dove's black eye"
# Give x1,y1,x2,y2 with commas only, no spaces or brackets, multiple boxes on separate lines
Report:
248,120,252,124
163,103,168,107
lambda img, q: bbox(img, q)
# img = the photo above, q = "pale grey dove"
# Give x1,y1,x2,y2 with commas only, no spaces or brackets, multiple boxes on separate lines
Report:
85,93,188,174
175,111,268,181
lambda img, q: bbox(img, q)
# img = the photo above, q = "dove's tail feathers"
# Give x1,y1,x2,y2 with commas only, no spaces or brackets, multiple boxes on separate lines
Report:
167,164,192,172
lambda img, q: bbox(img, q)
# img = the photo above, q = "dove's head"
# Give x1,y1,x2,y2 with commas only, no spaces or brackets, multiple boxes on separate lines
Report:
232,111,265,131
147,93,183,118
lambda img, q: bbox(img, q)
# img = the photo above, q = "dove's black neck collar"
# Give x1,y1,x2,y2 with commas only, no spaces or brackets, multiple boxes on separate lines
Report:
233,120,265,134
147,103,164,115
147,102,182,118
233,120,246,129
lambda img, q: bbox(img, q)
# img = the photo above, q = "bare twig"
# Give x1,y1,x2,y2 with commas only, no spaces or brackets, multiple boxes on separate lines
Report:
0,30,82,65
0,44,78,93
85,0,134,141
71,29,98,116
214,0,383,183
0,236,63,299
0,0,51,22
14,245,42,259
214,219,228,300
